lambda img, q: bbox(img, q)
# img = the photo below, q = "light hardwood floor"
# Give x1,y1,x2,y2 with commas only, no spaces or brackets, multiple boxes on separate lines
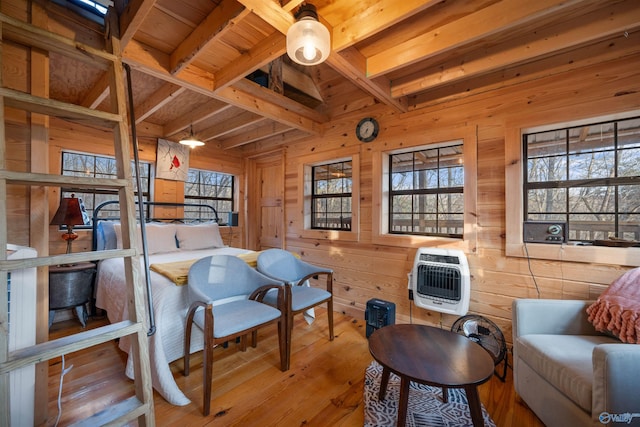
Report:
47,309,544,426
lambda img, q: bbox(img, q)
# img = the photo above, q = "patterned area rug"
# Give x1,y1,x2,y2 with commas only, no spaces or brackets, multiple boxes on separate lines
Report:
364,361,496,427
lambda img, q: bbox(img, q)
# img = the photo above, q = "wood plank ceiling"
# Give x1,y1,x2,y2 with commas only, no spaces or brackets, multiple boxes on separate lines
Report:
47,0,640,150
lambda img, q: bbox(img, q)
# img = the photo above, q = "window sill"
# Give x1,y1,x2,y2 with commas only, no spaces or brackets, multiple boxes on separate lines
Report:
371,232,471,251
506,242,640,267
300,228,359,242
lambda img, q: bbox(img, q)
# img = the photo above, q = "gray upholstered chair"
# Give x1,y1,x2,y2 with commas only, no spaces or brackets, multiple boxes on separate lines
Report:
183,255,288,416
257,248,334,370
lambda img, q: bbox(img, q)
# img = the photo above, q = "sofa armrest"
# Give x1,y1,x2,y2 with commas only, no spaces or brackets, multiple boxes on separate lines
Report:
513,299,599,337
592,344,640,422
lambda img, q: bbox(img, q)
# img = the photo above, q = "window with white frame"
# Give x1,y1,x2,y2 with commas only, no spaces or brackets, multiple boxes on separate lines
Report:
311,160,352,230
60,151,151,226
185,169,234,220
523,116,640,242
388,142,464,238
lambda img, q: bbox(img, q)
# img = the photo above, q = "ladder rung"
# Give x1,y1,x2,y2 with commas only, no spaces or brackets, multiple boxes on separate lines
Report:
69,396,151,427
0,320,144,374
0,169,129,189
1,87,122,127
0,12,115,68
0,248,137,270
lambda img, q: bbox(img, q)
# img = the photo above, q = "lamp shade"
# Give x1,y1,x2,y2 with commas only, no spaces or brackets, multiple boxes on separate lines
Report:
50,194,85,227
179,125,205,148
286,4,330,66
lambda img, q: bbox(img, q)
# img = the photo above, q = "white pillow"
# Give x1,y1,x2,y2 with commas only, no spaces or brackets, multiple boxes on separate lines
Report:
114,223,178,254
176,222,225,250
113,223,142,252
145,223,178,254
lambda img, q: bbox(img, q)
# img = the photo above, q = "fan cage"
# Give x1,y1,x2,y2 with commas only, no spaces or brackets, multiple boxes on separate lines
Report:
451,314,508,382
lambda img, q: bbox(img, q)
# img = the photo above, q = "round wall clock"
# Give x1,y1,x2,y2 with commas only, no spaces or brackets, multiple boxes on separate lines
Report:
356,117,379,142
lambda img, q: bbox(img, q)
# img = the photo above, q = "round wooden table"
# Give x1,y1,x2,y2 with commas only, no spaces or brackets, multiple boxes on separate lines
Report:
368,323,494,427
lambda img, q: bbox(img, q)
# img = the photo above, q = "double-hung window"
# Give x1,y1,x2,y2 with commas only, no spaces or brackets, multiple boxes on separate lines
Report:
60,151,151,226
524,116,640,242
389,143,464,238
185,169,234,220
311,160,352,230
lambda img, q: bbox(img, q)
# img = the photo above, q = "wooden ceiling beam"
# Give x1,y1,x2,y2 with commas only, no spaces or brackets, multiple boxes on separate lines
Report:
330,0,440,52
201,112,267,141
214,32,287,91
81,72,110,109
225,79,325,131
117,0,157,46
236,0,294,34
220,121,291,149
258,62,324,102
328,48,408,113
122,40,323,134
162,99,233,137
408,31,640,110
170,0,248,74
134,83,186,124
236,1,410,112
367,0,586,78
392,0,640,97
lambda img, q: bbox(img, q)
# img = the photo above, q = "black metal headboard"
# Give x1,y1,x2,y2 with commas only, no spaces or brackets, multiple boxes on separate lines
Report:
91,200,220,251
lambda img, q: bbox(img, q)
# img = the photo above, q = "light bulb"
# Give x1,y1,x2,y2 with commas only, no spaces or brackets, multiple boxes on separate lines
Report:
303,41,316,61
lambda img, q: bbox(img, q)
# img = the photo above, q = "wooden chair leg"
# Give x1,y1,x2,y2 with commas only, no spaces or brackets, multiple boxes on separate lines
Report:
327,297,334,341
203,339,213,416
251,331,258,348
240,335,247,351
278,318,288,371
184,312,194,376
285,311,293,370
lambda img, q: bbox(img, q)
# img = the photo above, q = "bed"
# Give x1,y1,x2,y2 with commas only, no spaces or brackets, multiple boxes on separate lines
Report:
92,202,252,406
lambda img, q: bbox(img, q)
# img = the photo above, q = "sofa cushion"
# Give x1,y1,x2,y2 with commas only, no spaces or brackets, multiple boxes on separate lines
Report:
516,334,619,413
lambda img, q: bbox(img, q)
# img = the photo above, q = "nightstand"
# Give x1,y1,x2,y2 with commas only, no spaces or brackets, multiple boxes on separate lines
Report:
49,262,96,328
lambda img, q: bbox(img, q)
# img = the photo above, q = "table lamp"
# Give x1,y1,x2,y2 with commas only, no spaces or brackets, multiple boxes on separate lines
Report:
51,194,85,254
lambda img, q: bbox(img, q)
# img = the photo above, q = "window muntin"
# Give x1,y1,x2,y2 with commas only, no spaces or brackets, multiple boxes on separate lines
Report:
61,151,151,226
185,169,234,220
524,117,640,242
311,160,352,230
389,143,464,237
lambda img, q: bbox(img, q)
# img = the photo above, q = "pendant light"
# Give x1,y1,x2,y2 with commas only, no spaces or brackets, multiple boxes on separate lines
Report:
286,3,330,66
179,124,204,148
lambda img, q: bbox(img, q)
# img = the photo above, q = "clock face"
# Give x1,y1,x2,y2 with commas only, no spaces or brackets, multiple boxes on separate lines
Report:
356,118,379,142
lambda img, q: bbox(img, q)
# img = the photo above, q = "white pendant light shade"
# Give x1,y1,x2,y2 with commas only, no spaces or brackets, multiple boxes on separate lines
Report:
287,4,330,66
179,125,205,148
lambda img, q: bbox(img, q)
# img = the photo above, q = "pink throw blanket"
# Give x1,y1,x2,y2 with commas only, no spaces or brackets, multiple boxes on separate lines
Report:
587,267,640,344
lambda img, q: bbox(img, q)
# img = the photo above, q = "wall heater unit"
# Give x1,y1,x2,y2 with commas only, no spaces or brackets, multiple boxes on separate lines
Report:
7,244,37,427
409,247,470,315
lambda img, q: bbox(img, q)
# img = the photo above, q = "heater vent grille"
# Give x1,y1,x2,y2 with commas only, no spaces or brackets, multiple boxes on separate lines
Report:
410,248,470,315
416,264,462,301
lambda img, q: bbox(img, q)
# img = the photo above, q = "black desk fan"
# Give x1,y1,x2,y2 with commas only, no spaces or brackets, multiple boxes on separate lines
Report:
451,315,508,382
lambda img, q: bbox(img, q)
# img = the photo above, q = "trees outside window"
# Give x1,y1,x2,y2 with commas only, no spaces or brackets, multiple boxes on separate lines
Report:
524,117,640,242
389,143,464,237
185,169,234,220
61,151,151,225
311,160,352,230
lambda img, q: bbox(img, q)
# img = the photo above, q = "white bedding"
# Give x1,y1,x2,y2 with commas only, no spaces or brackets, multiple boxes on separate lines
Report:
95,247,251,406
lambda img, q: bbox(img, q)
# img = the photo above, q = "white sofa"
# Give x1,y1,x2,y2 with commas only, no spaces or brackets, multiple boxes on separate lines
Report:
512,299,640,427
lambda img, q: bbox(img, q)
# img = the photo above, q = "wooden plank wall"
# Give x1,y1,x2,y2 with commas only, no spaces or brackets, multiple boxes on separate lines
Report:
244,49,640,344
44,120,247,253
3,1,639,351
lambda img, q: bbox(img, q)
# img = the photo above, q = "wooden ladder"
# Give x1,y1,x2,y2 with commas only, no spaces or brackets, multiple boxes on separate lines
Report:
0,11,155,426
